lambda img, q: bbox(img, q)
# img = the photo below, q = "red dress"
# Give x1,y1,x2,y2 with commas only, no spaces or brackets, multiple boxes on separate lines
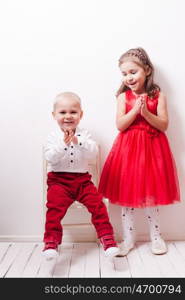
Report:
98,90,180,208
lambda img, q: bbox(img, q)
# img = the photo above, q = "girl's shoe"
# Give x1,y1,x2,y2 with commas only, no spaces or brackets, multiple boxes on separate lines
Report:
151,238,167,255
42,241,59,260
117,241,135,256
100,235,120,258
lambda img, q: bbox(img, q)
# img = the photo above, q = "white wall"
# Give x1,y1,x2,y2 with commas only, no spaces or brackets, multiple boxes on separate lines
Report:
0,0,185,241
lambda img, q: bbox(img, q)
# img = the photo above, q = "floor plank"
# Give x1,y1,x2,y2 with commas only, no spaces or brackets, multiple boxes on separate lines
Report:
146,242,179,277
0,241,185,278
21,244,43,278
126,245,148,277
113,256,131,277
68,243,87,278
174,241,185,262
0,243,11,264
0,243,23,278
99,247,118,278
136,242,163,277
37,255,57,278
5,243,36,278
165,242,185,277
53,243,73,278
79,243,100,278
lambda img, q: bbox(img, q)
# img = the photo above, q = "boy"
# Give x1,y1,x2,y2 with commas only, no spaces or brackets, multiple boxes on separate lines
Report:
43,92,120,259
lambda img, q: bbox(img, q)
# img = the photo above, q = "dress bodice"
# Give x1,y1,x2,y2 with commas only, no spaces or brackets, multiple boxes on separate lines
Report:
125,90,159,136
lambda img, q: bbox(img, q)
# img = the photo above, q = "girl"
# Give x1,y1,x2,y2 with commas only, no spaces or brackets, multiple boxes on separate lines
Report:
98,47,180,256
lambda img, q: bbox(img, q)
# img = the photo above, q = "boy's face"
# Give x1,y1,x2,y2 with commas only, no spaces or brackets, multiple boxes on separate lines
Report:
53,97,83,131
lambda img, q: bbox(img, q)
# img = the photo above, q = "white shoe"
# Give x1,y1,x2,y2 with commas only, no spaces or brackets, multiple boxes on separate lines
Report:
100,235,120,258
117,241,135,256
104,247,120,258
151,238,167,255
42,249,58,260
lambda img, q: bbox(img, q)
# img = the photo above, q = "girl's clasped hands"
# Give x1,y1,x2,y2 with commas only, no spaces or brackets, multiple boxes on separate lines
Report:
133,94,148,116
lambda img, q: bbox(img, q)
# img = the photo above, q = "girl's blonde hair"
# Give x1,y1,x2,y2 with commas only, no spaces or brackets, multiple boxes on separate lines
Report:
116,47,160,98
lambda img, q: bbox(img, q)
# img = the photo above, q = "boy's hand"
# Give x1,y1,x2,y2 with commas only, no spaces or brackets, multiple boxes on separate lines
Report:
63,129,74,145
71,135,78,144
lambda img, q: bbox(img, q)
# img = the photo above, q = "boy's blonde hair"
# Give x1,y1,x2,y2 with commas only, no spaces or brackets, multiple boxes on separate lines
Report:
53,92,82,111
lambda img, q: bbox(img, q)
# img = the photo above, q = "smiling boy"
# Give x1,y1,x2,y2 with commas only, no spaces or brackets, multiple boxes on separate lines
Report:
43,92,120,259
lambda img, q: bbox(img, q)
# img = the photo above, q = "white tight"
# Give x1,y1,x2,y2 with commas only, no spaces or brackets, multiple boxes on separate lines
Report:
121,206,161,243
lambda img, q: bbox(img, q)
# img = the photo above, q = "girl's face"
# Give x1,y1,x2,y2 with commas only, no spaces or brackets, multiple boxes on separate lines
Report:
120,60,149,94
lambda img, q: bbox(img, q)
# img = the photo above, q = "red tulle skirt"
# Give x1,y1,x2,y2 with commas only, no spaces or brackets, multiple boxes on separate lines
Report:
98,128,180,208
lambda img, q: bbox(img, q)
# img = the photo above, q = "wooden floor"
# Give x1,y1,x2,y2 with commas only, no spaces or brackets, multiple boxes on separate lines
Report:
0,241,185,278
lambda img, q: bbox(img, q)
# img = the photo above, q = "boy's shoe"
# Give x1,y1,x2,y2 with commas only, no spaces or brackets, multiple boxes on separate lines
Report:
100,235,120,258
151,238,167,255
42,241,59,260
117,241,135,256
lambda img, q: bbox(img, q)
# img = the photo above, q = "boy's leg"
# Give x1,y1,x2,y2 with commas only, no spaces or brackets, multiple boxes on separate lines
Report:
43,184,73,258
144,206,167,254
78,181,113,237
119,207,135,256
77,178,120,257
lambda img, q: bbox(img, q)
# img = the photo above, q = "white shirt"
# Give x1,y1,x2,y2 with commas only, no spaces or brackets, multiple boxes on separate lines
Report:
44,127,98,173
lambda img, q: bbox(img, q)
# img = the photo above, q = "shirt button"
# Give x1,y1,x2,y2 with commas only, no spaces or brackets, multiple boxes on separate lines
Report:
71,145,73,148
77,134,81,136
70,160,73,163
64,148,67,150
71,153,73,155
79,143,82,146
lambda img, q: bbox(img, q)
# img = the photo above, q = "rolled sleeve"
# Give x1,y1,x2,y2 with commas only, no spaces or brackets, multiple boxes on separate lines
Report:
75,130,98,160
44,133,68,164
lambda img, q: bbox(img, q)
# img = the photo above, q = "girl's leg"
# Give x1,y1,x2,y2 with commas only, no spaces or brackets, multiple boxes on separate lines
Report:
145,206,167,254
119,207,135,256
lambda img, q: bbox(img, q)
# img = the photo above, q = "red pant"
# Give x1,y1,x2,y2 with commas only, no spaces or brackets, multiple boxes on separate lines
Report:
44,172,114,244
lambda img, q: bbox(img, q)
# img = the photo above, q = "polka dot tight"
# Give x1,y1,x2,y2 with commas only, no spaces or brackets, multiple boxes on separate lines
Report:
121,207,135,245
145,207,161,242
121,206,161,243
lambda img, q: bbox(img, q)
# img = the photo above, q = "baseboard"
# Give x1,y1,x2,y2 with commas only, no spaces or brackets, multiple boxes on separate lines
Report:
0,224,97,243
62,224,97,242
0,235,43,242
0,231,184,243
116,233,185,243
